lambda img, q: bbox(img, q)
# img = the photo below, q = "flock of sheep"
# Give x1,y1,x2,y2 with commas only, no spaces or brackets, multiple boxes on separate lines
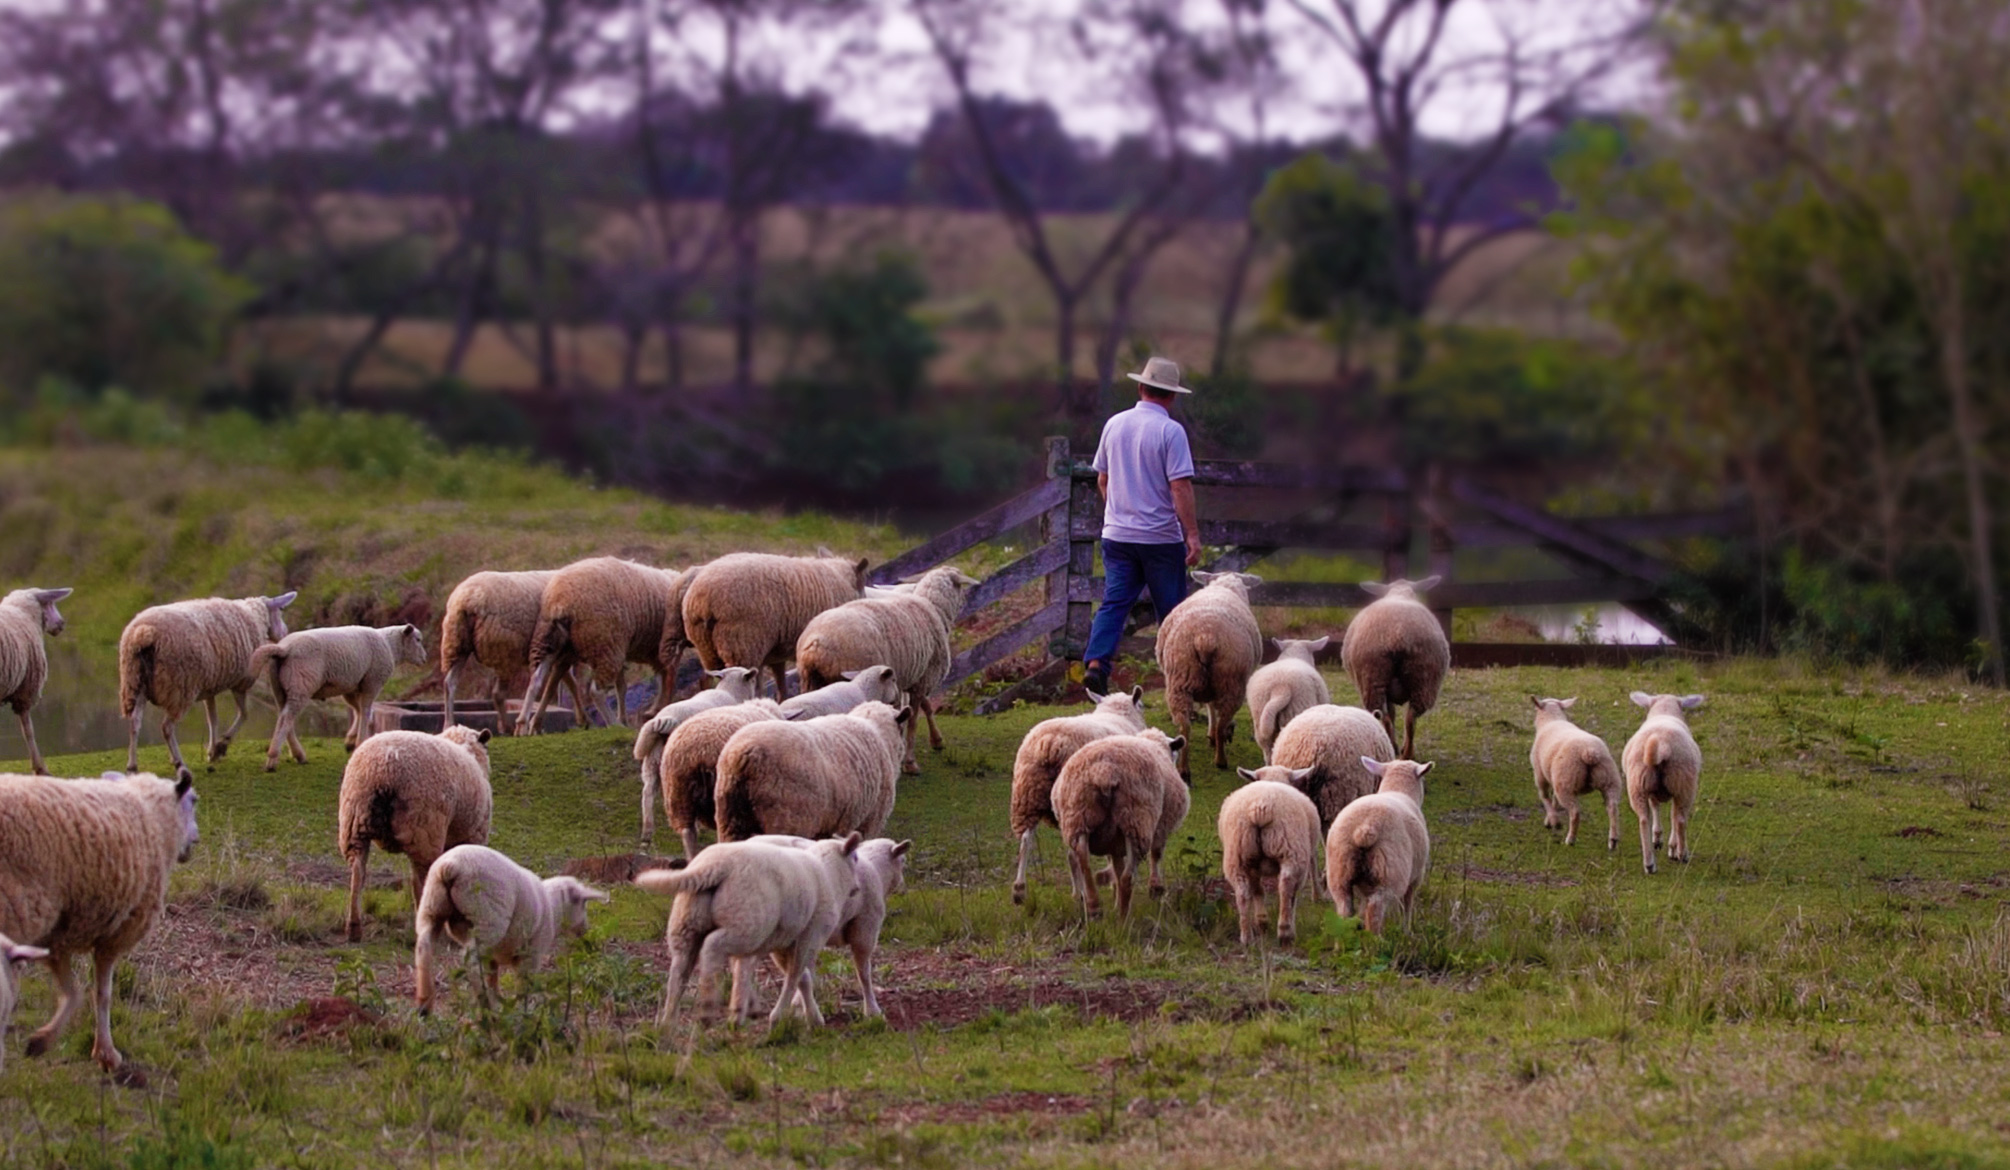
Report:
0,547,1709,1077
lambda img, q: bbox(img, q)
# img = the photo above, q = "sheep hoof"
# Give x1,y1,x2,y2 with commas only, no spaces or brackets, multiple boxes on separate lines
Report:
262,762,277,774
1608,839,1618,852
1644,864,1656,875
902,761,921,775
1011,884,1026,905
345,923,363,944
109,1062,148,1089
24,1034,50,1058
209,742,230,761
1278,931,1295,946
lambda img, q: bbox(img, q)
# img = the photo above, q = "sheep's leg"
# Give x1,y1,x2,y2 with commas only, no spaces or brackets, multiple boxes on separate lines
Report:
1650,803,1662,852
516,660,555,736
1277,865,1301,945
1565,805,1581,848
87,948,126,1075
918,692,944,752
345,844,370,942
768,660,791,701
287,726,308,765
694,938,739,1024
1402,706,1418,761
609,664,628,727
899,689,922,774
483,958,502,1006
560,668,594,731
765,951,798,1024
727,955,765,1019
200,695,221,763
1012,827,1037,905
1605,789,1621,852
126,703,146,773
1229,873,1254,946
1068,837,1099,917
264,701,296,772
23,949,78,1058
679,826,701,861
442,664,462,730
160,713,190,776
1209,704,1228,769
18,708,47,775
658,937,699,1026
215,686,253,759
1635,803,1656,875
1147,842,1167,899
1172,703,1193,781
1114,844,1136,918
350,695,375,750
1536,775,1559,829
1671,798,1692,863
851,941,881,1019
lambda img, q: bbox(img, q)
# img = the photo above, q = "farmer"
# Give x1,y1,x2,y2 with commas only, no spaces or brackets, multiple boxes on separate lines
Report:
1081,356,1201,697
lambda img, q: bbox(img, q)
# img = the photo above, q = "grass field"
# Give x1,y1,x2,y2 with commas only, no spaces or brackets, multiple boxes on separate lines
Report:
4,655,2008,1168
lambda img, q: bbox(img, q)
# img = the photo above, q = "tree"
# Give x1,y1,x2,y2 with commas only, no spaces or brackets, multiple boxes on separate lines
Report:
1253,152,1402,379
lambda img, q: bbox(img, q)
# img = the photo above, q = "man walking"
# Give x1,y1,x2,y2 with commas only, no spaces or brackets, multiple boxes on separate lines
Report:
1081,356,1202,697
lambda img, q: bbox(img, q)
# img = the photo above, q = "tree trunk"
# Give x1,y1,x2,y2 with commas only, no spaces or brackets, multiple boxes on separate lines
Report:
1209,220,1262,378
1936,291,2005,684
523,191,558,391
445,229,499,379
1055,296,1081,423
730,210,758,394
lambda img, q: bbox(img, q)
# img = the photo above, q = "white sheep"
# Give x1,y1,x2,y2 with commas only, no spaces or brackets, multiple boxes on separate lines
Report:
634,834,863,1027
1051,727,1190,918
775,664,905,721
1529,696,1623,850
796,566,980,772
1326,757,1432,934
632,666,762,842
1268,704,1395,833
0,931,49,1071
1219,773,1323,946
714,701,911,841
1340,576,1450,760
682,550,869,698
413,844,609,1013
1008,687,1149,904
337,725,494,942
119,591,298,774
440,570,595,733
0,587,71,775
252,623,429,772
649,699,784,856
1246,636,1331,765
1156,571,1265,778
736,834,910,1020
0,770,199,1080
1623,692,1706,875
517,557,685,733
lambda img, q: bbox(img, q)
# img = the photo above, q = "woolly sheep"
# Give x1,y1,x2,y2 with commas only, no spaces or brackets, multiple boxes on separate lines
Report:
1008,686,1149,904
1340,576,1450,760
1246,636,1331,765
440,570,595,734
634,834,863,1027
0,932,49,1070
653,562,704,704
252,623,428,772
1220,773,1323,946
736,835,911,1019
682,550,869,699
796,566,980,773
632,666,762,843
0,587,71,775
1529,696,1623,850
1326,757,1432,934
517,557,685,734
714,701,911,842
337,725,494,943
1051,727,1190,918
413,844,609,1013
776,664,904,722
1623,692,1706,875
650,699,784,857
1268,704,1395,833
0,770,199,1080
119,591,298,774
1156,571,1265,778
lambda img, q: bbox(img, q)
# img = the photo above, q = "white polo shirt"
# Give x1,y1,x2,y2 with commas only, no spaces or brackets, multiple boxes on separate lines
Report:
1091,401,1195,545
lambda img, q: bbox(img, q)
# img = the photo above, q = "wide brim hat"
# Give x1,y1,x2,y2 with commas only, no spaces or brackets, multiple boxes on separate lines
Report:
1126,356,1192,394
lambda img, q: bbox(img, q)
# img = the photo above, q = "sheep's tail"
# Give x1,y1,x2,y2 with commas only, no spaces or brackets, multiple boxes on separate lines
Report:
439,596,478,673
414,859,472,947
634,864,726,897
1649,733,1673,768
362,788,401,852
249,644,288,704
530,612,573,670
1349,818,1381,850
715,748,765,841
1584,743,1621,794
120,632,156,717
1186,630,1221,703
1257,693,1292,749
634,718,671,764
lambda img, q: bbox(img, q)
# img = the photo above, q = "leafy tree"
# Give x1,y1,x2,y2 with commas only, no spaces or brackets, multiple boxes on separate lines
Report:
1253,152,1403,378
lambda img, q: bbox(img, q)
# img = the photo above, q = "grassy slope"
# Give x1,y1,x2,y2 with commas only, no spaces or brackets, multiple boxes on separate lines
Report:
4,656,2009,1169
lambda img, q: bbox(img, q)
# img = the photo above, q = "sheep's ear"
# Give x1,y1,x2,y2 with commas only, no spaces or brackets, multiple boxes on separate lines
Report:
1289,766,1316,786
1237,767,1258,783
894,707,914,726
839,669,861,680
892,839,912,857
668,857,689,871
816,545,836,558
174,773,193,797
573,881,612,905
269,590,299,609
705,668,726,678
1629,691,1654,708
34,587,72,603
1240,573,1264,586
1412,575,1443,592
1529,695,1544,710
1307,635,1329,652
5,941,48,968
853,557,870,583
476,728,493,744
1269,637,1283,651
1189,570,1215,585
1129,685,1145,706
842,831,863,856
1359,580,1390,597
1360,756,1388,777
1560,697,1579,709
1415,761,1435,778
1166,735,1185,753
1679,694,1706,709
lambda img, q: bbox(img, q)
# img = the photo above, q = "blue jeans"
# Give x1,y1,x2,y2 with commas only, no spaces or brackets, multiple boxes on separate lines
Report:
1084,540,1189,671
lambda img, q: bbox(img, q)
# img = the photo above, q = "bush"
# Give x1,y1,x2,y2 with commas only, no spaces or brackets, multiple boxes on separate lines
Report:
1392,326,1647,464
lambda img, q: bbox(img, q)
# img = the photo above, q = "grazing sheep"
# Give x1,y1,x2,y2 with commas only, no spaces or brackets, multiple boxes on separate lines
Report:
440,570,594,733
1051,728,1190,918
1268,704,1395,833
252,623,429,772
632,667,762,843
738,835,910,1019
0,932,49,1070
635,835,863,1027
1623,692,1706,875
337,726,494,942
0,770,199,1080
0,587,71,775
1325,757,1432,934
1529,696,1623,850
518,557,684,734
119,591,299,774
1156,571,1266,778
654,564,704,704
1007,686,1149,904
1340,576,1450,760
1246,636,1331,765
650,700,784,856
714,702,911,842
682,550,869,698
413,844,609,1013
796,566,980,773
1219,774,1322,946
775,664,904,722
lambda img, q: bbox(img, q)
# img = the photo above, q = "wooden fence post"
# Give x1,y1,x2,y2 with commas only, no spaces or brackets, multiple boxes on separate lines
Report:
1425,460,1455,635
1044,436,1073,659
1062,448,1099,663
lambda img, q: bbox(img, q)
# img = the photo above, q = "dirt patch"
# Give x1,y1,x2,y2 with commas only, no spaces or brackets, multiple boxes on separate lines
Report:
279,997,382,1041
882,975,1197,1030
1439,803,1534,825
1456,866,1579,888
287,860,403,890
564,854,682,884
1896,825,1944,839
132,906,335,1008
881,1090,1095,1125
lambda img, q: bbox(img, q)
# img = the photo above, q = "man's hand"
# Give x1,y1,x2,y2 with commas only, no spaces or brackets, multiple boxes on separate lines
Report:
1171,477,1201,567
1185,532,1203,567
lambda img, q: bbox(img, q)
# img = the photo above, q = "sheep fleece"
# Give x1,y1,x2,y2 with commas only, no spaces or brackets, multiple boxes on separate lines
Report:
119,597,274,715
683,553,863,670
0,773,186,962
714,702,904,840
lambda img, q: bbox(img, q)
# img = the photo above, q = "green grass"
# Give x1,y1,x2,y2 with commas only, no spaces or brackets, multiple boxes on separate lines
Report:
5,656,2010,1167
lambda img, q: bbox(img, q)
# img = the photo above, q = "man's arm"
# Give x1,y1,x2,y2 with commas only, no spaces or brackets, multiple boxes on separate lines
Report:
1171,477,1201,566
1098,471,1109,499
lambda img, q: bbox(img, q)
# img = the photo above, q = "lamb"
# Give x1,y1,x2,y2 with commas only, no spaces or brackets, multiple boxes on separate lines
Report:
632,666,762,843
0,932,48,1070
796,566,980,773
0,587,71,775
517,557,685,734
682,550,869,699
650,699,784,856
252,623,429,772
1529,696,1623,850
1622,692,1706,875
1218,773,1322,946
119,591,299,774
1245,636,1331,765
337,725,494,942
0,770,199,1080
1325,757,1432,934
440,570,594,734
634,834,863,1027
775,664,904,722
1051,727,1189,918
1267,704,1395,833
1007,686,1149,904
413,844,609,1013
736,835,911,1019
1155,571,1266,778
1340,576,1451,760
713,701,911,842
